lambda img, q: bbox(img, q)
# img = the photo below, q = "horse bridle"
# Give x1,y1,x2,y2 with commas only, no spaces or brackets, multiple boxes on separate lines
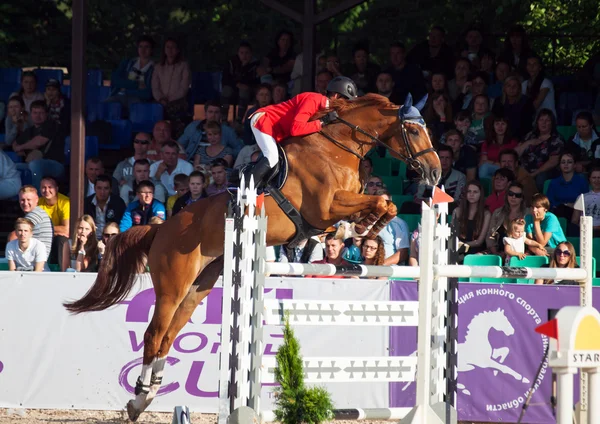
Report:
319,115,436,174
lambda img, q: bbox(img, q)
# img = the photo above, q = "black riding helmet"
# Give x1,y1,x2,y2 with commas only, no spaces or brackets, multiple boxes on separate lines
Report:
326,76,358,100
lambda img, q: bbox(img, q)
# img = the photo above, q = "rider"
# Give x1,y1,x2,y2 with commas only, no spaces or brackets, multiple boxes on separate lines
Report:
248,76,358,188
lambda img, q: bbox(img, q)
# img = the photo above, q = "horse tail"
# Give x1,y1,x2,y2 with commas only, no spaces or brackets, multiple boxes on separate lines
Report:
63,225,159,314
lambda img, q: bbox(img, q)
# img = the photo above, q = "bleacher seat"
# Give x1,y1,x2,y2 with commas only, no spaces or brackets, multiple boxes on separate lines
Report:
370,157,393,176
558,217,567,236
17,167,33,186
129,103,164,133
0,82,21,103
34,69,64,89
0,68,22,84
462,254,504,283
61,85,71,98
5,151,21,163
87,69,103,87
593,278,600,287
557,126,577,141
380,176,403,194
557,92,595,125
86,85,112,106
399,214,420,233
509,256,549,284
107,119,133,148
567,236,580,255
190,71,222,105
480,178,492,197
87,102,122,122
391,194,413,210
575,256,597,277
64,136,99,165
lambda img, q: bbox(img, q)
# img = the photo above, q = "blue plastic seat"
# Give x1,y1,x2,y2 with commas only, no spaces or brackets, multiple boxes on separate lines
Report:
64,136,99,165
129,103,164,133
190,71,222,105
106,119,133,148
61,85,71,98
86,85,112,106
17,167,33,186
0,82,21,103
87,69,103,87
87,102,123,122
34,69,64,89
5,150,21,163
0,68,22,84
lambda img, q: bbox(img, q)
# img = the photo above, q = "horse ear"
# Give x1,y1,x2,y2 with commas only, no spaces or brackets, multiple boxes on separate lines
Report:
403,93,413,109
414,94,428,112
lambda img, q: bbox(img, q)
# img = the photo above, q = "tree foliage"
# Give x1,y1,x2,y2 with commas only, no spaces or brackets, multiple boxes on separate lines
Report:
0,0,598,74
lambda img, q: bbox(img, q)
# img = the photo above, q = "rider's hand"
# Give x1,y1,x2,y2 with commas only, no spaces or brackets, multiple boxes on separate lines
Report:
320,111,339,126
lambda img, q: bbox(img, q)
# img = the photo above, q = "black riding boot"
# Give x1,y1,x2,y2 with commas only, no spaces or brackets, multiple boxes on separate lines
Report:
247,156,275,189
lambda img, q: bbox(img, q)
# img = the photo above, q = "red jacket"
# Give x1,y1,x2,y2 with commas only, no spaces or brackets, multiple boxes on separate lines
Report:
254,92,328,142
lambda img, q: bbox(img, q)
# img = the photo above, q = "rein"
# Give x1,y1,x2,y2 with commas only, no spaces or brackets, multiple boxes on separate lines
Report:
319,115,436,173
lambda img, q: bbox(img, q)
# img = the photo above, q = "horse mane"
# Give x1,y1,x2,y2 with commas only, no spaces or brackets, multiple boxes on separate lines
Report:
464,309,506,339
312,93,399,121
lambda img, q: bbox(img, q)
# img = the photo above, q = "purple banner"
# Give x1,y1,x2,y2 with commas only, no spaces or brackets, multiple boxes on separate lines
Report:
390,281,600,423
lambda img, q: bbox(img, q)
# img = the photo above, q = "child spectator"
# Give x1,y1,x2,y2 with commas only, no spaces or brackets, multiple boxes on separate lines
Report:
547,152,589,221
525,193,566,255
503,218,545,264
5,218,47,272
479,113,519,178
452,180,491,255
10,71,44,112
535,242,578,285
4,96,32,145
167,174,189,218
119,180,166,232
172,171,208,216
70,215,99,272
443,130,477,181
193,121,234,169
565,111,600,173
467,93,491,146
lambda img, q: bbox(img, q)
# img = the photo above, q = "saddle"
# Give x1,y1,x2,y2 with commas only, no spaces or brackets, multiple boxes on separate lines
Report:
229,146,325,248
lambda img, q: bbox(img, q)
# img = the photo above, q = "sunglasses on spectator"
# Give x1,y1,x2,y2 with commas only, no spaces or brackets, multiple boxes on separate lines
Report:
134,139,150,145
555,249,571,257
507,191,523,198
103,232,118,239
367,181,383,187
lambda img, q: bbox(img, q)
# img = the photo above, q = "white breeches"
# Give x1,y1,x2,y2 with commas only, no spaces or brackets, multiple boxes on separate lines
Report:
250,112,279,167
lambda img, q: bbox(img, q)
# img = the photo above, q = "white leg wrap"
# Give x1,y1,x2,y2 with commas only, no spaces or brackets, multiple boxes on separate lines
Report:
251,113,279,167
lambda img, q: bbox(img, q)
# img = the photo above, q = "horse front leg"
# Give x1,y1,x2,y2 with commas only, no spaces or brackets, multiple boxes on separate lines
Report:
329,191,395,238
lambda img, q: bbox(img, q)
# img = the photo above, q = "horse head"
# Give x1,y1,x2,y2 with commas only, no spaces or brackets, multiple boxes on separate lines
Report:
490,308,515,336
325,93,441,186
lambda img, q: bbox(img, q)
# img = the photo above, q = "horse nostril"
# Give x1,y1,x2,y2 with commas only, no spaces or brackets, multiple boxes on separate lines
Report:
431,168,441,183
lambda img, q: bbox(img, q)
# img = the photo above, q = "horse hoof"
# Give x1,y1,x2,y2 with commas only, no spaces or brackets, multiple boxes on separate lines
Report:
127,400,141,422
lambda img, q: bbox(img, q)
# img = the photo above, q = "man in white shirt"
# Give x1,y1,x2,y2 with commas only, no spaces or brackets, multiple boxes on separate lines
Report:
150,141,194,196
5,218,47,272
121,159,167,204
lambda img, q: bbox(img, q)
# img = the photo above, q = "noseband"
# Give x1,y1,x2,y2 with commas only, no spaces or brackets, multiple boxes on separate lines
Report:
319,115,436,175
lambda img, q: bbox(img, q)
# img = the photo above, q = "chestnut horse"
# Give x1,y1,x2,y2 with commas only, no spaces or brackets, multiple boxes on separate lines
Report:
64,94,440,421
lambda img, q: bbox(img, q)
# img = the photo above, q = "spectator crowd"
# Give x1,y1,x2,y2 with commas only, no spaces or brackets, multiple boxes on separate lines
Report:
1,24,600,283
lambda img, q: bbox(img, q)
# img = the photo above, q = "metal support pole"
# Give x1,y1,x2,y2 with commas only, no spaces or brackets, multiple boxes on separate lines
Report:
587,368,600,424
556,368,575,424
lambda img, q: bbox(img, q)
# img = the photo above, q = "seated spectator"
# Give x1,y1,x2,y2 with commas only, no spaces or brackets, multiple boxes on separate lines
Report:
377,191,410,265
375,71,403,105
4,96,32,145
459,27,488,65
0,150,21,200
10,71,44,112
565,111,600,173
206,158,229,196
443,130,477,181
360,236,386,275
243,84,273,145
311,233,349,266
106,35,155,116
234,144,261,172
365,175,385,195
150,141,194,196
147,120,186,161
525,193,566,255
504,217,545,264
166,174,189,218
572,167,600,236
113,132,152,188
44,79,70,131
272,82,288,104
120,180,166,232
278,236,323,263
430,72,448,95
221,41,259,121
479,113,519,178
454,72,489,113
498,25,536,79
535,241,578,285
486,181,530,260
407,25,455,79
193,121,234,169
386,42,427,103
487,60,511,99
152,37,191,125
438,110,478,146
5,218,47,272
121,159,167,204
408,228,420,267
259,30,296,84
467,93,491,146
323,53,343,78
172,171,208,216
499,149,537,205
315,69,334,96
516,109,564,191
8,186,54,259
13,100,65,189
347,45,380,95
38,176,70,267
547,152,589,221
178,100,243,159
423,91,453,141
479,51,496,85
491,75,534,139
84,174,127,237
448,58,471,101
98,222,120,262
451,180,491,255
522,55,556,119
83,157,120,198
70,214,99,272
484,168,515,214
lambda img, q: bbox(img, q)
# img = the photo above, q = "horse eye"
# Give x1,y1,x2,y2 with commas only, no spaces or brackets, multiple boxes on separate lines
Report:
409,128,419,136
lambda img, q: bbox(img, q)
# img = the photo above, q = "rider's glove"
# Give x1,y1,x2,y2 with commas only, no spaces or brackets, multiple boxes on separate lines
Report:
320,111,339,126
